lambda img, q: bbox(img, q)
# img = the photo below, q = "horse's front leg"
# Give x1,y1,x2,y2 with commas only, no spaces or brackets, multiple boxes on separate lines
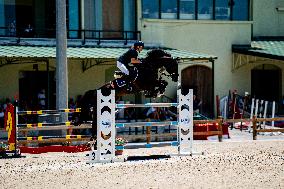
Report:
156,79,168,96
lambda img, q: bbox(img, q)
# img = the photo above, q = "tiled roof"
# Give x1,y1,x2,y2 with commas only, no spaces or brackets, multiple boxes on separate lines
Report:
0,45,217,61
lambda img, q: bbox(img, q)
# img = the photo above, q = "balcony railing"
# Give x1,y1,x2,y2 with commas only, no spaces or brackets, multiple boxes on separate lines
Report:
0,27,141,45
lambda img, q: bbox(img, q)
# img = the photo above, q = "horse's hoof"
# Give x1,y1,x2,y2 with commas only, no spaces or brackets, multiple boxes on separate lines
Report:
157,93,164,98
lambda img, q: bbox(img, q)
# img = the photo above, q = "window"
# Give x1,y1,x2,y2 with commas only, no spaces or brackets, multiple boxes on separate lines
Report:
180,0,195,20
84,0,137,39
68,0,79,38
141,0,250,21
0,1,16,36
142,0,159,19
232,0,249,21
161,0,177,19
215,0,230,20
198,0,213,20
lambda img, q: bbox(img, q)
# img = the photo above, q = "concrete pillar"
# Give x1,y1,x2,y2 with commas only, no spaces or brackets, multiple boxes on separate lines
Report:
56,0,68,122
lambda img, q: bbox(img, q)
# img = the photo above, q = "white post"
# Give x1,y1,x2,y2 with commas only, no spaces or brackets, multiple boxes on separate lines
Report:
178,89,193,155
254,99,259,117
15,106,19,156
263,101,268,129
224,97,227,119
259,100,264,118
94,89,115,163
250,98,255,119
272,101,275,128
249,98,255,132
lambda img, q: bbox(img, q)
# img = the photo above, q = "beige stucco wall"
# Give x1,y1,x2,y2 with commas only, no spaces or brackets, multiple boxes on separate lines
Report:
138,18,252,99
68,59,115,99
0,59,115,102
0,64,21,100
253,0,284,36
0,61,53,101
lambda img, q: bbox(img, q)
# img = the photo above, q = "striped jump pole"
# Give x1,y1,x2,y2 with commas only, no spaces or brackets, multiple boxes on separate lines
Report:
17,108,81,115
88,89,195,163
115,121,178,128
17,135,90,140
116,103,178,108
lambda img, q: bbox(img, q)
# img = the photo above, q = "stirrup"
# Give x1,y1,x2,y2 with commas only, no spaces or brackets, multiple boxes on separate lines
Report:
126,86,133,92
126,83,133,92
114,71,125,79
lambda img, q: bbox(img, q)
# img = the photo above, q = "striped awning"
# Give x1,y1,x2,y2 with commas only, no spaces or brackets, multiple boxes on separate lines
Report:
233,41,284,61
232,40,284,70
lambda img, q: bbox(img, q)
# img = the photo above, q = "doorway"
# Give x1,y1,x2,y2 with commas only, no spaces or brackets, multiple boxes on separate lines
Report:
251,64,281,102
181,65,213,117
19,71,56,110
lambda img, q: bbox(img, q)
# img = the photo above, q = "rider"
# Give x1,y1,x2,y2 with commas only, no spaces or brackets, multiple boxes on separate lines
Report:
116,41,144,91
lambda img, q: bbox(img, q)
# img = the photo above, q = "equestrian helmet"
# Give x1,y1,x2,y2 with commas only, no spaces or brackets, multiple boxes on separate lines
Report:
134,41,144,47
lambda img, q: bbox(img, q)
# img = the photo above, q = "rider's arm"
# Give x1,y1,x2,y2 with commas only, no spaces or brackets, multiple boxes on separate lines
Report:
131,58,141,64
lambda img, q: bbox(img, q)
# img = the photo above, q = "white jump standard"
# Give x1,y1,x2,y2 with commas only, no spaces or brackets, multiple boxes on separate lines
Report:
88,89,196,163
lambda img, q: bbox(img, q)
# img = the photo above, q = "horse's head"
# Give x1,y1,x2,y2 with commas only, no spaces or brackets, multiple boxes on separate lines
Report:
161,57,179,82
143,49,179,82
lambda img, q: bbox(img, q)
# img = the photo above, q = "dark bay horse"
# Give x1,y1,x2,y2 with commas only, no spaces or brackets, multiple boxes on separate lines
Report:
74,49,179,139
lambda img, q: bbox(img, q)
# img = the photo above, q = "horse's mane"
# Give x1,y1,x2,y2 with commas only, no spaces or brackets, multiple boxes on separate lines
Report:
143,49,171,62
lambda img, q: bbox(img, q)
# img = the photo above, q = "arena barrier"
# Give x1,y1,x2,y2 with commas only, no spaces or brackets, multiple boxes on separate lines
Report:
249,98,275,131
88,89,201,163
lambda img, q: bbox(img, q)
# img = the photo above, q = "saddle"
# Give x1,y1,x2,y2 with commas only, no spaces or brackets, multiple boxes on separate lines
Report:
114,67,138,91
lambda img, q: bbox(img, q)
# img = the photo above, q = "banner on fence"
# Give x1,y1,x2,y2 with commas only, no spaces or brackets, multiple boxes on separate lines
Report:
4,103,16,151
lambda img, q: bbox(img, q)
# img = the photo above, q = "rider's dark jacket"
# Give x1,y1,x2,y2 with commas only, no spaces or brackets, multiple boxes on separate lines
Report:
118,48,138,68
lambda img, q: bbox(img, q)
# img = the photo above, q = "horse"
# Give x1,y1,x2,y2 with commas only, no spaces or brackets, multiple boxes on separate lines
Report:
73,49,179,140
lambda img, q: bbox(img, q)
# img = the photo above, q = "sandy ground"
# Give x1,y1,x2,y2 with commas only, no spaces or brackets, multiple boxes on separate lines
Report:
0,130,284,189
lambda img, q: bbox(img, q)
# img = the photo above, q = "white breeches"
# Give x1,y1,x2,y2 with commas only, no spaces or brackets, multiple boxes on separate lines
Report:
117,61,129,75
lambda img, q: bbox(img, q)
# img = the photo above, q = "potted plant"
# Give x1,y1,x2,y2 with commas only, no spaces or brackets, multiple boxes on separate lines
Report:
115,137,127,155
0,142,8,158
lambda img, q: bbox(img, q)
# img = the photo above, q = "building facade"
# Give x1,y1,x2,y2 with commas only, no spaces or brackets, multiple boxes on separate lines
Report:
0,0,283,117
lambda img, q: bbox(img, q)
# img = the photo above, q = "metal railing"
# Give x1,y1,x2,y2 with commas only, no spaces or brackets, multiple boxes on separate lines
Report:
0,27,141,45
